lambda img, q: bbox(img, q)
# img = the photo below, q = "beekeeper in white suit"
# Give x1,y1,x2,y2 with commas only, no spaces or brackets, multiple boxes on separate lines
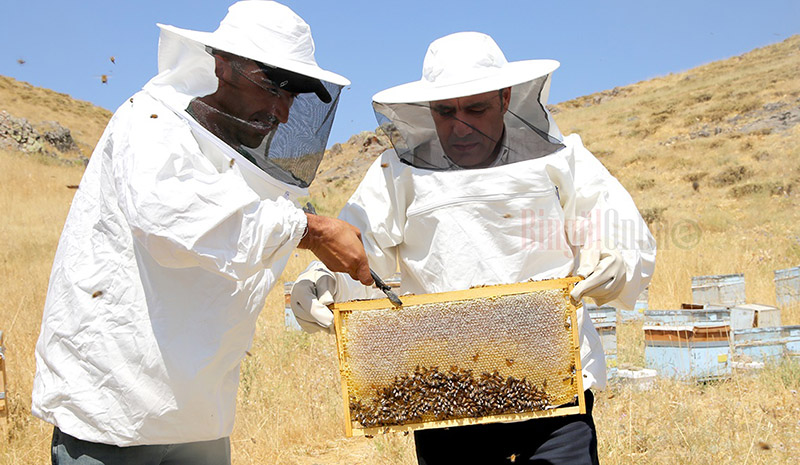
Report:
32,2,372,463
291,32,656,464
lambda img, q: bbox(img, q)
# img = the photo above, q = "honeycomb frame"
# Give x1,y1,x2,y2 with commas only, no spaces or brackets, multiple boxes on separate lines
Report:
331,277,585,437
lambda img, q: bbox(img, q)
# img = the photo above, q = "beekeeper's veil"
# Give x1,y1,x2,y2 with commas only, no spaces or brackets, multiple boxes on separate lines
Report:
373,32,564,170
143,0,349,188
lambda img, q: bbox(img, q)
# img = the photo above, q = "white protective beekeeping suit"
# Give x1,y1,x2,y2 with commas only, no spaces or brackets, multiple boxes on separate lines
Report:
292,32,656,392
32,1,349,446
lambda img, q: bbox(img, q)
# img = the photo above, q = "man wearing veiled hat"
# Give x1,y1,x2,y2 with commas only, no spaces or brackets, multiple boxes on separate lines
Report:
32,2,372,463
291,32,656,464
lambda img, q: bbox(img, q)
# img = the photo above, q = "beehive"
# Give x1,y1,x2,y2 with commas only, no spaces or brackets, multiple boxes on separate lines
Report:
331,277,584,437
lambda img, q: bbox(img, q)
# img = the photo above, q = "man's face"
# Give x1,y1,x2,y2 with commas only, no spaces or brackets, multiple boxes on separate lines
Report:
430,89,510,168
214,55,297,149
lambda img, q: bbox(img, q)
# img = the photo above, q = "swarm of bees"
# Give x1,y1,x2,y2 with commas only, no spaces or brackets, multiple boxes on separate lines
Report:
349,365,551,428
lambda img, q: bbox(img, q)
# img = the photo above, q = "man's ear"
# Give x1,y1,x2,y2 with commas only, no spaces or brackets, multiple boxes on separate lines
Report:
500,87,511,113
212,53,233,84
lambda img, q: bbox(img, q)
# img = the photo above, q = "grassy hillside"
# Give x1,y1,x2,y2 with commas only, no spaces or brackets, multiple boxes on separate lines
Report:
2,36,799,464
0,75,111,158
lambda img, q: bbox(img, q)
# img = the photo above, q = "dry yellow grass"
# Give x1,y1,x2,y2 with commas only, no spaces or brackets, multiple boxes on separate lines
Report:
2,36,800,464
0,149,86,462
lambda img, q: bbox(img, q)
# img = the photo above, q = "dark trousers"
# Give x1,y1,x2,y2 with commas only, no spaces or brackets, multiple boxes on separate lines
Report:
51,427,231,465
414,391,599,465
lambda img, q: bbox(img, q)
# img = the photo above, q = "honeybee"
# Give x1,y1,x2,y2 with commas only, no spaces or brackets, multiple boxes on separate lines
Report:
92,290,103,298
100,74,109,84
503,213,512,218
472,352,480,362
229,158,235,168
380,163,389,168
150,114,158,119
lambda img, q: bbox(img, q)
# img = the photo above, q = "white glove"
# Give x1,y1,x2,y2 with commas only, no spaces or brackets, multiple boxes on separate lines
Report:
290,263,337,333
570,248,627,307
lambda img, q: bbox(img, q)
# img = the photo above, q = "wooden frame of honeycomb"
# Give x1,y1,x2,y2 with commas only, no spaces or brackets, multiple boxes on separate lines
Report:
331,277,585,437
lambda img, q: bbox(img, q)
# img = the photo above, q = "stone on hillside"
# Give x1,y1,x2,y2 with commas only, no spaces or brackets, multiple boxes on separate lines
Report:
328,143,342,156
0,110,45,154
39,121,80,153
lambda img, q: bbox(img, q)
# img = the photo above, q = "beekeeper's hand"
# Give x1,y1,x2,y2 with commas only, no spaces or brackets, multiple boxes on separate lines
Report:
570,247,626,307
290,262,337,333
298,214,373,286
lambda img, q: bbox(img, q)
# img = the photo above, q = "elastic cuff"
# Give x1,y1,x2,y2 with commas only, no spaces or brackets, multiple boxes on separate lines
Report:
290,208,308,248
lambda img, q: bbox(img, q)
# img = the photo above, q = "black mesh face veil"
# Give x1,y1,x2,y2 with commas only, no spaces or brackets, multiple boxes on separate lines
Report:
373,76,565,171
189,48,344,188
240,79,342,188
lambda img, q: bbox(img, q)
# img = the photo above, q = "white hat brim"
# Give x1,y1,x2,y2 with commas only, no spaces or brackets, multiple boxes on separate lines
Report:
157,24,350,87
373,59,559,104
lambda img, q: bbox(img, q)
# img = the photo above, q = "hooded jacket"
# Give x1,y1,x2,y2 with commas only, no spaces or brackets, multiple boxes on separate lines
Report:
31,14,313,446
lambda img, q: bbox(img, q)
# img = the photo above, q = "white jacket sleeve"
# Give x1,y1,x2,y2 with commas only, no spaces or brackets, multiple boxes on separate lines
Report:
110,101,306,281
331,151,408,302
557,135,656,309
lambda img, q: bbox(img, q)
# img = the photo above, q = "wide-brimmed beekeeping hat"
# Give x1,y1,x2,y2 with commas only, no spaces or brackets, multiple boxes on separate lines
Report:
373,32,558,104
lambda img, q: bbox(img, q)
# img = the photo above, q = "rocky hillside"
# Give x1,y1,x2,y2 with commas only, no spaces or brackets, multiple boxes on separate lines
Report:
0,75,111,164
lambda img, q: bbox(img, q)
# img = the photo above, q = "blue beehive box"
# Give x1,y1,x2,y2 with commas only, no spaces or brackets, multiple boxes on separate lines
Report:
774,266,800,309
586,304,617,379
644,322,731,380
732,327,784,363
781,325,800,360
733,325,800,363
643,308,730,325
691,273,746,307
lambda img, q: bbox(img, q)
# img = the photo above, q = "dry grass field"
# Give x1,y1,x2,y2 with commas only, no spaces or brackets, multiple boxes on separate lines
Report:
2,36,800,464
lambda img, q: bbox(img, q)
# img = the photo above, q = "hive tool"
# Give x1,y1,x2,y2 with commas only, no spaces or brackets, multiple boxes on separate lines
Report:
302,202,403,307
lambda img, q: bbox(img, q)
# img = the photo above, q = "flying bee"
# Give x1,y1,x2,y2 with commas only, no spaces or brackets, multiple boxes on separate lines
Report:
507,453,519,463
380,163,389,168
92,290,103,298
503,213,512,218
100,74,109,84
110,56,116,64
17,58,26,65
229,158,235,168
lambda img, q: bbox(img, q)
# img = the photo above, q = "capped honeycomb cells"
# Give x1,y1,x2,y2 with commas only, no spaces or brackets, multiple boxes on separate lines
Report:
336,286,580,430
